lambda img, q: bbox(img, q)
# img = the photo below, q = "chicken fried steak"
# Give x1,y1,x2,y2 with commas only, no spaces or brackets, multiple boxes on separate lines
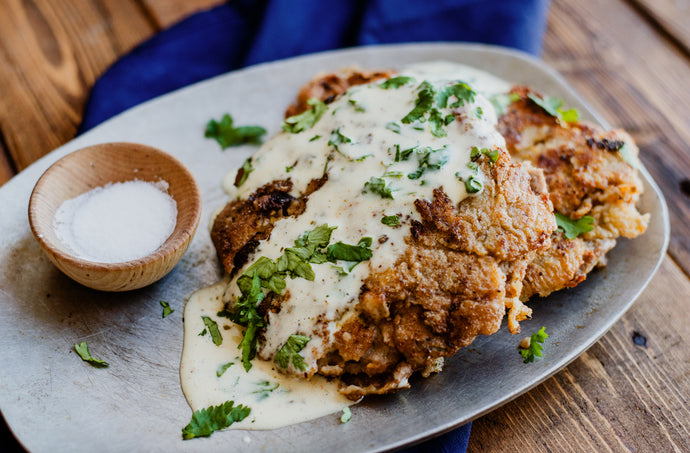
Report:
211,64,557,398
497,86,649,299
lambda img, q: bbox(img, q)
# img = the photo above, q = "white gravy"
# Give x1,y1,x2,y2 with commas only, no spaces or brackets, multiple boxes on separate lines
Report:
181,62,511,430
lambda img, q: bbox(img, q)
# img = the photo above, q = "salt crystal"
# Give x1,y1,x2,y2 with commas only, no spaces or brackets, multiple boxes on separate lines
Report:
54,180,177,263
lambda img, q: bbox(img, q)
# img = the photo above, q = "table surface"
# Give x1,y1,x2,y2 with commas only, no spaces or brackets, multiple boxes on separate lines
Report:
1,0,688,451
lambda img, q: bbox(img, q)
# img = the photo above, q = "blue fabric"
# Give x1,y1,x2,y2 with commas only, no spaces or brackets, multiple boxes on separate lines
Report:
75,1,550,451
79,0,550,132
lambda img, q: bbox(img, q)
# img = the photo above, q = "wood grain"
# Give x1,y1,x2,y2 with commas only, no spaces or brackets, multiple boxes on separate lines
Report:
542,0,690,275
630,0,690,55
0,0,154,179
468,256,690,453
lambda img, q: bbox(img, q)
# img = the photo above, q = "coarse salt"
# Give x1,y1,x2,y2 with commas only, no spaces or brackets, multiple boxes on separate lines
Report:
53,180,177,263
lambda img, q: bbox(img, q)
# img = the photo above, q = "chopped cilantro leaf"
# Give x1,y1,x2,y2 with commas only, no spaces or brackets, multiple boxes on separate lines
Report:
527,93,579,123
341,407,352,423
520,327,548,363
198,328,207,336
555,213,594,239
382,171,403,178
470,146,499,164
286,165,294,172
216,362,234,377
348,99,365,112
474,106,483,118
436,82,476,108
74,341,109,368
402,81,436,124
428,108,447,137
205,114,266,149
385,122,401,134
618,143,638,169
275,334,311,371
380,76,415,89
235,158,254,187
160,300,174,318
202,316,223,346
363,177,395,199
407,147,448,180
328,128,353,152
219,271,266,371
181,401,250,440
252,381,280,400
464,175,483,194
282,98,327,133
490,93,520,116
381,215,400,227
327,237,373,262
309,135,321,142
395,145,415,162
355,154,372,162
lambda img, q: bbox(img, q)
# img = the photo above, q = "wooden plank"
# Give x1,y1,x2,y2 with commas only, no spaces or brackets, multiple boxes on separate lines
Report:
629,0,690,56
141,0,224,28
0,0,154,174
468,256,690,452
542,0,690,275
0,136,16,186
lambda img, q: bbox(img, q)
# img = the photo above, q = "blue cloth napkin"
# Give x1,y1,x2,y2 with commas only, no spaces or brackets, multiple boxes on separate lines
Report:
75,1,550,451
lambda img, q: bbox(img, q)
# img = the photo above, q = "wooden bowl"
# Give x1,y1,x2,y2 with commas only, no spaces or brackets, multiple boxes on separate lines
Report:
28,142,202,291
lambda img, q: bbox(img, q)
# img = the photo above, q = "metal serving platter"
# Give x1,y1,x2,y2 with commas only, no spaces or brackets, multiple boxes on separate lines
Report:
0,43,669,452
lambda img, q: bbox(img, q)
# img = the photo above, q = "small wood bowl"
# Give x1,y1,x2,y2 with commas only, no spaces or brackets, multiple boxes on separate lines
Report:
28,142,202,292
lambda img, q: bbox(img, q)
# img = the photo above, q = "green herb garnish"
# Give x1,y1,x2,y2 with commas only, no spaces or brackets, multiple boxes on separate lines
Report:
464,175,483,194
363,176,395,199
218,271,266,371
520,327,548,363
282,98,327,133
328,128,353,152
74,341,109,368
341,407,352,423
407,147,448,180
327,237,373,263
527,93,579,123
252,381,280,400
222,225,373,371
470,146,499,164
555,213,594,239
309,135,321,142
618,143,638,169
275,334,311,371
385,122,401,134
402,81,436,124
181,401,250,440
235,158,254,187
205,114,266,149
381,215,400,227
216,362,234,377
380,76,415,89
160,300,174,318
348,99,365,112
435,82,476,108
489,93,520,116
201,316,223,346
286,165,294,172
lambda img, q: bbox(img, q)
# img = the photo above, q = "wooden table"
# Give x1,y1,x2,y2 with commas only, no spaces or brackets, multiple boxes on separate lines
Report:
1,1,688,451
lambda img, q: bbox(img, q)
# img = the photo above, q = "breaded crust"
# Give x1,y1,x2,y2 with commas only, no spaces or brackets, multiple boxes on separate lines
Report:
498,86,649,299
211,150,554,399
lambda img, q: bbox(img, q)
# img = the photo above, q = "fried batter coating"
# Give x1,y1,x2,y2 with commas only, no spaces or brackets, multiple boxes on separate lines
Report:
497,86,649,299
212,150,555,398
284,68,395,118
